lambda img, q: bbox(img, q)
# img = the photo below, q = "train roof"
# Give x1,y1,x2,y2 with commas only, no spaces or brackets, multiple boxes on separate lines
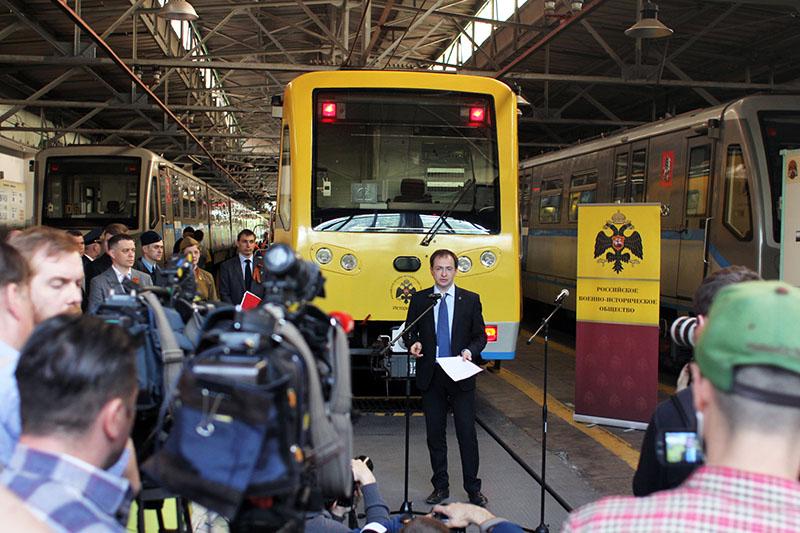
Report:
521,94,800,168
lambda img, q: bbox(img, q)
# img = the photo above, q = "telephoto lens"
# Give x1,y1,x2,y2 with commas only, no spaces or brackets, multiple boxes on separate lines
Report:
670,316,697,349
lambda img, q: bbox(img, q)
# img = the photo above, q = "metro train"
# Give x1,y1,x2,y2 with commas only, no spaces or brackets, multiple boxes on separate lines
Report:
34,145,265,262
520,94,800,317
273,70,521,362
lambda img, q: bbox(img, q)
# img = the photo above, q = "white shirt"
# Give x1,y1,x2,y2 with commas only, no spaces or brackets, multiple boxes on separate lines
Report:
432,284,456,358
111,265,131,285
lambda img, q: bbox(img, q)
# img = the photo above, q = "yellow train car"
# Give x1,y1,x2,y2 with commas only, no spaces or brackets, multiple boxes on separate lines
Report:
274,71,520,362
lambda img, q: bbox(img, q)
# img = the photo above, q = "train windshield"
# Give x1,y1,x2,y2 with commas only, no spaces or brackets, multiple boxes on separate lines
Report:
42,156,140,228
759,111,800,242
312,89,500,234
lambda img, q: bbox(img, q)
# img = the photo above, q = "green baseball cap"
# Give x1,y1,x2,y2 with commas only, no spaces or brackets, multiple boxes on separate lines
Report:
695,280,800,405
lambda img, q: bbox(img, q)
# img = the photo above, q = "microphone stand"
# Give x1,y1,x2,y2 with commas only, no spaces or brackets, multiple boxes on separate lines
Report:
526,293,567,533
380,295,441,517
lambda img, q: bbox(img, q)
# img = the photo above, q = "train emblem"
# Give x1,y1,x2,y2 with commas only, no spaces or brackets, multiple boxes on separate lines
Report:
391,276,421,305
593,211,644,274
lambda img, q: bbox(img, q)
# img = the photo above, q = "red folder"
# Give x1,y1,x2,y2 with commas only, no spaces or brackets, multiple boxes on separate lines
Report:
240,291,262,310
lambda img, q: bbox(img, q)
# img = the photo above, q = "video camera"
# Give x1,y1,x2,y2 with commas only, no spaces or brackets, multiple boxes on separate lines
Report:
142,244,353,532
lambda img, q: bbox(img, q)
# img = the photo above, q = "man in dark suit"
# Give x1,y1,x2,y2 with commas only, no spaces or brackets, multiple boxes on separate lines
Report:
134,231,163,278
88,234,152,313
404,249,488,507
218,229,266,305
85,223,129,294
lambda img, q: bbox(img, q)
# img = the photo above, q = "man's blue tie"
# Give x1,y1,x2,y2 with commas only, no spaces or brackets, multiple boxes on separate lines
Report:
436,293,451,358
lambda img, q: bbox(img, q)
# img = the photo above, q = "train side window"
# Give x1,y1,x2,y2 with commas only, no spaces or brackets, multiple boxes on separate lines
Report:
568,172,598,222
171,173,181,218
278,125,292,230
686,145,711,216
148,177,159,229
538,178,562,223
612,153,628,203
723,145,752,240
630,149,647,202
158,170,168,220
519,169,531,226
182,187,191,219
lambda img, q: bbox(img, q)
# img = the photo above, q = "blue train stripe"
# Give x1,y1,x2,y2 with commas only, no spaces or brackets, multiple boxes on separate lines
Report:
482,351,515,360
527,228,706,241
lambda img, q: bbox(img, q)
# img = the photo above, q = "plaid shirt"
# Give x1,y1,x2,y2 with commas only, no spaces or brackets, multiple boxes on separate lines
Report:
563,465,800,533
0,444,133,533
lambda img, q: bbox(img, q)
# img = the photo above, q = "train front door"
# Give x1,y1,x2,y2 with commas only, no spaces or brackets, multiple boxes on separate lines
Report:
676,138,715,300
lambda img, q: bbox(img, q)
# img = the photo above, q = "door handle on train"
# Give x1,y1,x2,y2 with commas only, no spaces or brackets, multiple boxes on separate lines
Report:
702,217,714,265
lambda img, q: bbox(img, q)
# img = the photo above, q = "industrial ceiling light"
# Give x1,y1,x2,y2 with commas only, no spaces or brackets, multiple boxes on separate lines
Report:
625,1,673,39
570,0,584,12
158,0,199,21
544,1,556,15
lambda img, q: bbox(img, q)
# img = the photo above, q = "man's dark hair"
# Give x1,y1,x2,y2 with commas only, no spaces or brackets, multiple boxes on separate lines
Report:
107,233,135,250
429,249,458,268
693,265,761,315
16,315,138,435
0,241,30,288
65,229,83,238
194,229,204,243
237,229,256,241
102,223,129,237
183,226,195,235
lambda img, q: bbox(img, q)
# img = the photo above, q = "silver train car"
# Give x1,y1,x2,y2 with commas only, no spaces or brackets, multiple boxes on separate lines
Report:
520,94,800,316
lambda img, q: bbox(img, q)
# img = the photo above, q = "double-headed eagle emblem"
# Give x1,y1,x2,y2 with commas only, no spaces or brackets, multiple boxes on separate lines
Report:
593,211,644,274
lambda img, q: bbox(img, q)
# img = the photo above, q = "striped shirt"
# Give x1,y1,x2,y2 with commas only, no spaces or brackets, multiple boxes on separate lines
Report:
563,465,800,533
1,444,132,533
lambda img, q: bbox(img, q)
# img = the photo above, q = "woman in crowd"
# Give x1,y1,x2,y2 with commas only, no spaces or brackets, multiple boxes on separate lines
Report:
179,236,218,301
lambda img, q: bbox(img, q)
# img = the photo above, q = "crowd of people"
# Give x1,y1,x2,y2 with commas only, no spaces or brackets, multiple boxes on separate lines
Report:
0,223,799,532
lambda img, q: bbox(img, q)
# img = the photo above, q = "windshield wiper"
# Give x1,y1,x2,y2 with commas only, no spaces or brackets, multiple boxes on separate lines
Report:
420,177,475,246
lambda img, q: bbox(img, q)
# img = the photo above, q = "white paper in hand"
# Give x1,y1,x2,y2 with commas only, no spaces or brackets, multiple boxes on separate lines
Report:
436,356,483,382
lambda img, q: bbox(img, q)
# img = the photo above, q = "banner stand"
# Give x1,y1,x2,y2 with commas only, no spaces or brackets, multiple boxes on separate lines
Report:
573,414,648,431
574,203,662,429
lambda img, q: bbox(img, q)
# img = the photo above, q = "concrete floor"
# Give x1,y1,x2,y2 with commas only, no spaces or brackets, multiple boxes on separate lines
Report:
352,313,677,532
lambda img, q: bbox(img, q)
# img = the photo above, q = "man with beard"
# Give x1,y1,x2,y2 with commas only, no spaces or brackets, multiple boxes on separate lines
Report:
8,226,83,322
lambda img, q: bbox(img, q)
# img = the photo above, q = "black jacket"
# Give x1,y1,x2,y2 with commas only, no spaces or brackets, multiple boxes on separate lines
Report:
218,255,266,305
632,387,700,496
403,285,487,391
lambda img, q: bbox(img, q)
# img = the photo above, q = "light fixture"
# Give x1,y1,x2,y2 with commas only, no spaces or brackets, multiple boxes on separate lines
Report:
544,0,556,15
570,0,583,11
158,0,199,21
625,1,673,39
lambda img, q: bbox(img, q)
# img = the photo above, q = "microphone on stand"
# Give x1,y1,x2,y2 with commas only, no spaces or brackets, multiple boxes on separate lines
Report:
428,292,442,302
554,289,569,305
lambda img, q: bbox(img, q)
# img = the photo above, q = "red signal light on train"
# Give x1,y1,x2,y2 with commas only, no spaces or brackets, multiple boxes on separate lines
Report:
127,165,138,173
767,127,777,137
49,163,59,172
321,102,337,118
485,325,498,342
469,106,486,123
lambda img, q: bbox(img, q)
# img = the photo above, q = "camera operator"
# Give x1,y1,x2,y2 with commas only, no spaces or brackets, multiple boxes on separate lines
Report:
633,266,760,496
305,458,393,533
566,281,800,532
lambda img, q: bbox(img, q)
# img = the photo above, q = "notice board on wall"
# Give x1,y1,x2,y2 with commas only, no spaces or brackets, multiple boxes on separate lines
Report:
0,181,26,227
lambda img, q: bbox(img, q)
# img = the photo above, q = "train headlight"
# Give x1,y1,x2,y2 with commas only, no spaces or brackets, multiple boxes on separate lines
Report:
457,256,472,273
341,253,358,271
480,251,497,268
315,247,333,265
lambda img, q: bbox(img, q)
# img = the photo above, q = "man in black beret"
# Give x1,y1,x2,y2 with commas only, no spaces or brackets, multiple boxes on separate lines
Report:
135,231,163,278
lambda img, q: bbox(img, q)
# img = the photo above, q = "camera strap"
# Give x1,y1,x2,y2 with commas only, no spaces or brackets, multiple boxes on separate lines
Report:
669,392,691,428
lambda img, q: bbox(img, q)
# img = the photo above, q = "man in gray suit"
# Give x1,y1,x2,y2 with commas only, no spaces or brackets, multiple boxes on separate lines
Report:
88,234,152,313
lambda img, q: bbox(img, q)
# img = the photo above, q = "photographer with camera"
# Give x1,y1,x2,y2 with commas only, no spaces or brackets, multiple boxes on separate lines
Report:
633,266,760,496
566,281,800,532
305,458,394,533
